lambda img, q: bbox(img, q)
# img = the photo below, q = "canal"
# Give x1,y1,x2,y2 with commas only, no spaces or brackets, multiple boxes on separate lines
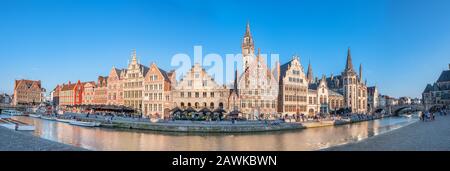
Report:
13,116,417,151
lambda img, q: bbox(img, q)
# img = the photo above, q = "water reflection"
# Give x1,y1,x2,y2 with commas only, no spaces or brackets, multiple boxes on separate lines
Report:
14,116,417,151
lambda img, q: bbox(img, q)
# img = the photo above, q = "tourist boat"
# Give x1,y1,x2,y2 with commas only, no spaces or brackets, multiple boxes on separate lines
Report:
29,114,41,118
55,118,72,123
1,109,24,116
69,120,100,127
40,115,56,121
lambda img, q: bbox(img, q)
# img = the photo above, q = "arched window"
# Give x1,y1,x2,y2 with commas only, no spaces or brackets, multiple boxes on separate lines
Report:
219,102,224,109
195,102,199,109
210,102,214,109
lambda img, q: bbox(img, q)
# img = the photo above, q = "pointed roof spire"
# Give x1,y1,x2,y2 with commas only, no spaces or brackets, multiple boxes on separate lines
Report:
245,21,251,37
359,63,363,81
131,48,137,61
345,47,354,72
307,61,313,83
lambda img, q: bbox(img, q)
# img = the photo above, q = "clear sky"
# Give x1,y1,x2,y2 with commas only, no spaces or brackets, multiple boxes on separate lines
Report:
1,0,449,98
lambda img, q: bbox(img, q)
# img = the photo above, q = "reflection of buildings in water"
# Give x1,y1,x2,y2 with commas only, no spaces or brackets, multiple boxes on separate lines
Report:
40,120,58,140
14,116,416,151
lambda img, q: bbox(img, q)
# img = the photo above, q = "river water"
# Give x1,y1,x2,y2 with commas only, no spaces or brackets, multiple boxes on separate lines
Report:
13,116,417,151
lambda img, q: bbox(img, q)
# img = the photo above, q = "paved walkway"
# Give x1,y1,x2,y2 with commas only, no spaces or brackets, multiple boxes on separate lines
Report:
326,115,450,151
0,127,85,151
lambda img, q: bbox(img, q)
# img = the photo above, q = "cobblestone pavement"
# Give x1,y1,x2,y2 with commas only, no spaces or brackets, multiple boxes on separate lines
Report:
0,127,85,151
325,115,450,151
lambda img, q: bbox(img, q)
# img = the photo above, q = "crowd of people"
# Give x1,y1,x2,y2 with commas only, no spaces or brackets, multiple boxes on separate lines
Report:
281,112,383,123
420,109,448,122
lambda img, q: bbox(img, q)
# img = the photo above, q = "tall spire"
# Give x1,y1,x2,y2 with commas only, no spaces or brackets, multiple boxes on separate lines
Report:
131,48,137,62
242,22,255,71
245,21,251,37
307,61,313,83
345,47,354,72
359,63,363,82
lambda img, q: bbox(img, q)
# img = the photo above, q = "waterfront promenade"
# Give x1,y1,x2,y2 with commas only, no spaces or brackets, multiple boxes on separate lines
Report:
0,126,84,151
326,115,450,151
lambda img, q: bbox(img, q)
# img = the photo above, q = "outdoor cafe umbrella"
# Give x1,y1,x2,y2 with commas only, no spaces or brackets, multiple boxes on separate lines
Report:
213,108,226,114
213,108,226,119
170,106,183,113
184,107,197,113
170,107,183,116
227,110,240,119
198,107,212,114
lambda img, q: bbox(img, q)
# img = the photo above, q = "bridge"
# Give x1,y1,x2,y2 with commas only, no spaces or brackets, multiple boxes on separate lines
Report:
375,104,424,116
0,104,27,113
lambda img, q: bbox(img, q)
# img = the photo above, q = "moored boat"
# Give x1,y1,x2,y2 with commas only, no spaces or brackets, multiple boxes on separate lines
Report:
55,118,72,123
1,109,24,116
40,116,56,121
69,120,100,127
29,114,41,118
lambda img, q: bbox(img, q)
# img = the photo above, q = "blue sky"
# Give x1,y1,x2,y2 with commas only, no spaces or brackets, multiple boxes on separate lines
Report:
1,0,450,98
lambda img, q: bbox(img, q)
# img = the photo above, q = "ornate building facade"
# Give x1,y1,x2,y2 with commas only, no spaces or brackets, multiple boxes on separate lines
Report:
107,67,124,106
59,80,84,106
82,81,96,105
278,56,308,115
143,63,175,119
278,56,344,116
93,76,108,105
422,64,450,111
12,79,44,106
123,50,148,111
237,49,279,119
172,63,228,111
327,48,368,114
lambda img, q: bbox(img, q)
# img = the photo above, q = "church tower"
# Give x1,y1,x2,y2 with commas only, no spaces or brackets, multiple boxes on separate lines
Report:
342,47,358,112
242,22,255,72
306,61,314,84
